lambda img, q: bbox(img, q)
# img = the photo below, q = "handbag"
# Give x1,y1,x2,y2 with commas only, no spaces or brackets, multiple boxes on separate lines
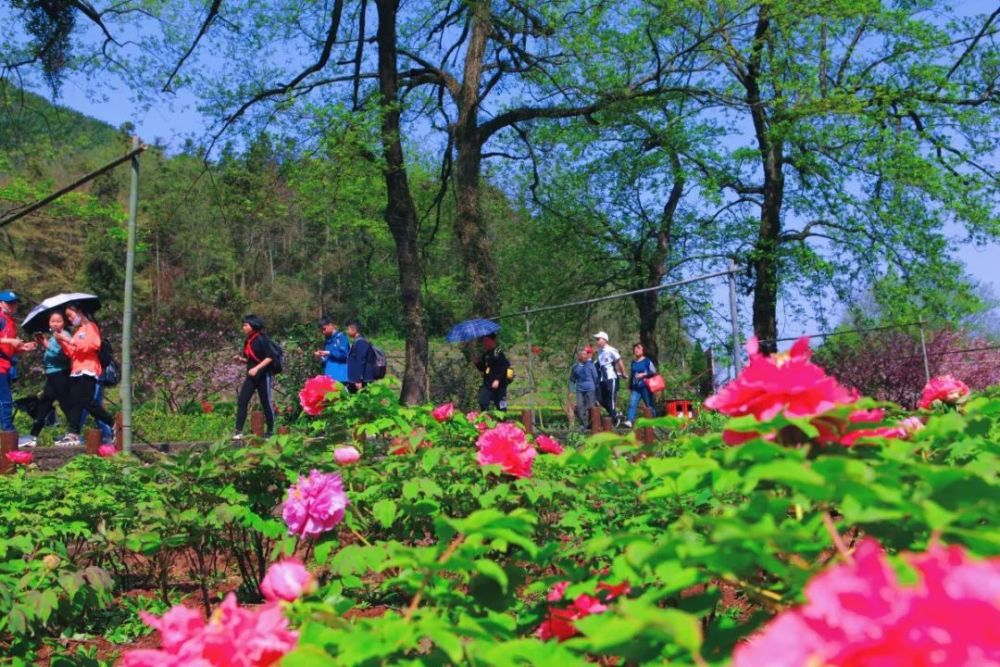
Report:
644,374,665,393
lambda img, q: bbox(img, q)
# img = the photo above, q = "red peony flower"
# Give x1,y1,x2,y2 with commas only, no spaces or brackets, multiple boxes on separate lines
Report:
200,400,214,414
705,337,857,421
535,434,564,455
97,444,118,458
121,593,297,667
536,580,628,642
431,402,455,422
476,422,536,478
531,345,542,356
732,539,1000,667
298,375,340,417
5,450,32,466
918,375,970,410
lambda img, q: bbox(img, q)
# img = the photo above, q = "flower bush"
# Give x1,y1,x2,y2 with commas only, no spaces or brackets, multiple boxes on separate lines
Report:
0,352,998,665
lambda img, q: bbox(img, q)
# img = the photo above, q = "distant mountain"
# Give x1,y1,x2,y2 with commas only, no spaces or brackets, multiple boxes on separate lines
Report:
0,84,127,161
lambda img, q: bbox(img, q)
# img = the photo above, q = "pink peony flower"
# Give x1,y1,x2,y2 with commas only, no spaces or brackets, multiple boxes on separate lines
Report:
5,450,32,466
281,470,349,538
732,539,1000,667
121,593,297,667
535,434,564,455
260,559,316,603
97,444,117,457
547,581,570,602
918,375,970,409
705,337,857,421
476,422,536,478
431,402,455,422
333,446,361,465
298,375,340,417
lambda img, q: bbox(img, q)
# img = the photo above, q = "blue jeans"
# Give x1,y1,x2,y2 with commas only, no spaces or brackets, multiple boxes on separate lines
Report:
627,386,655,423
0,372,13,431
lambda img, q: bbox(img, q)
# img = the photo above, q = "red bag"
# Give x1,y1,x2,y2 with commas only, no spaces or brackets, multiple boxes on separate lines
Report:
644,374,665,393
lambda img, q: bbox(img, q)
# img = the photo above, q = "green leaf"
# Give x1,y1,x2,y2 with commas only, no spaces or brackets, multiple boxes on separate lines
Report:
372,499,398,529
473,559,509,592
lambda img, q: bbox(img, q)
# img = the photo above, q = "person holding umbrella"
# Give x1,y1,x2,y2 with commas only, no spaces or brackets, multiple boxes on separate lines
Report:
474,333,510,412
22,311,73,447
54,302,116,446
0,290,36,433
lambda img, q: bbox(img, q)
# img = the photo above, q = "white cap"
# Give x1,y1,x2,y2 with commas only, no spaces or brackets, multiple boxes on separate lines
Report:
592,331,609,341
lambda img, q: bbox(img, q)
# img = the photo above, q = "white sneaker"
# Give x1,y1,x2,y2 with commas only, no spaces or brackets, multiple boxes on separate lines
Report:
55,434,81,447
232,432,245,441
19,436,37,448
623,420,633,428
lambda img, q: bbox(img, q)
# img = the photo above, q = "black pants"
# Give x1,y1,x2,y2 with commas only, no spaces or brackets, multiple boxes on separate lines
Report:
478,384,508,411
235,372,275,435
67,375,115,435
597,377,620,421
31,371,72,436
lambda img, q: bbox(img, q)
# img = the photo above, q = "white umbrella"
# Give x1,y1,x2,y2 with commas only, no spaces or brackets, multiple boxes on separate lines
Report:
21,292,101,333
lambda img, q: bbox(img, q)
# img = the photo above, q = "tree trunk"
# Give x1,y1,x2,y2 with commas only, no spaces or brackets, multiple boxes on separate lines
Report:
746,6,782,353
452,0,500,316
375,0,429,404
632,156,682,365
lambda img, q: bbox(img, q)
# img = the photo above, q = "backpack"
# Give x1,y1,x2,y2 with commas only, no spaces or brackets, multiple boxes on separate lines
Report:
98,339,121,386
263,336,284,374
506,366,516,383
372,345,387,380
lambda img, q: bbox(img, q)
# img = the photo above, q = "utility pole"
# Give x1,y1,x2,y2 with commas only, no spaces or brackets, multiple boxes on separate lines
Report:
121,137,144,452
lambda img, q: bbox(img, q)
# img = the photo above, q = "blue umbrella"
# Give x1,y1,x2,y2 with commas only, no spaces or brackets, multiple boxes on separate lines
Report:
446,318,500,343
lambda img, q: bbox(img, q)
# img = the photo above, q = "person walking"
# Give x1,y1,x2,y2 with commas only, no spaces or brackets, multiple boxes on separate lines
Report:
0,290,36,433
314,315,349,383
474,333,510,411
568,346,599,431
233,315,276,439
23,311,72,446
345,320,375,393
624,343,657,428
54,303,115,446
592,331,626,426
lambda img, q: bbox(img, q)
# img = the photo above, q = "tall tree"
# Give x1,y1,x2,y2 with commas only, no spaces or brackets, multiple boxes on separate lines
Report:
375,0,430,403
662,1,1000,350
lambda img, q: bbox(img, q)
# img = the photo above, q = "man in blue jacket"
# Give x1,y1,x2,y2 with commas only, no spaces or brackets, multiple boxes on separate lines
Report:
314,316,349,382
346,319,375,393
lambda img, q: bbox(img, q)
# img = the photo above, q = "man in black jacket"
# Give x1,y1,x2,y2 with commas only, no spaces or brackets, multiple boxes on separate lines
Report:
346,319,375,393
473,334,509,411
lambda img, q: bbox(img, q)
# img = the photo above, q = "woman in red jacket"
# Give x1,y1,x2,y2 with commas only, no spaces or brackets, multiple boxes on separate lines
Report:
54,303,116,446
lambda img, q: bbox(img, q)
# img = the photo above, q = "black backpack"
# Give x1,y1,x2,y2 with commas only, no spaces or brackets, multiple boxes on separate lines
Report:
98,339,121,386
263,336,284,374
372,345,387,380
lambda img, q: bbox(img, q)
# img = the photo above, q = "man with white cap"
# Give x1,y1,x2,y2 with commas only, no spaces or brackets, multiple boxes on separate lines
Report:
0,291,36,432
592,331,626,427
